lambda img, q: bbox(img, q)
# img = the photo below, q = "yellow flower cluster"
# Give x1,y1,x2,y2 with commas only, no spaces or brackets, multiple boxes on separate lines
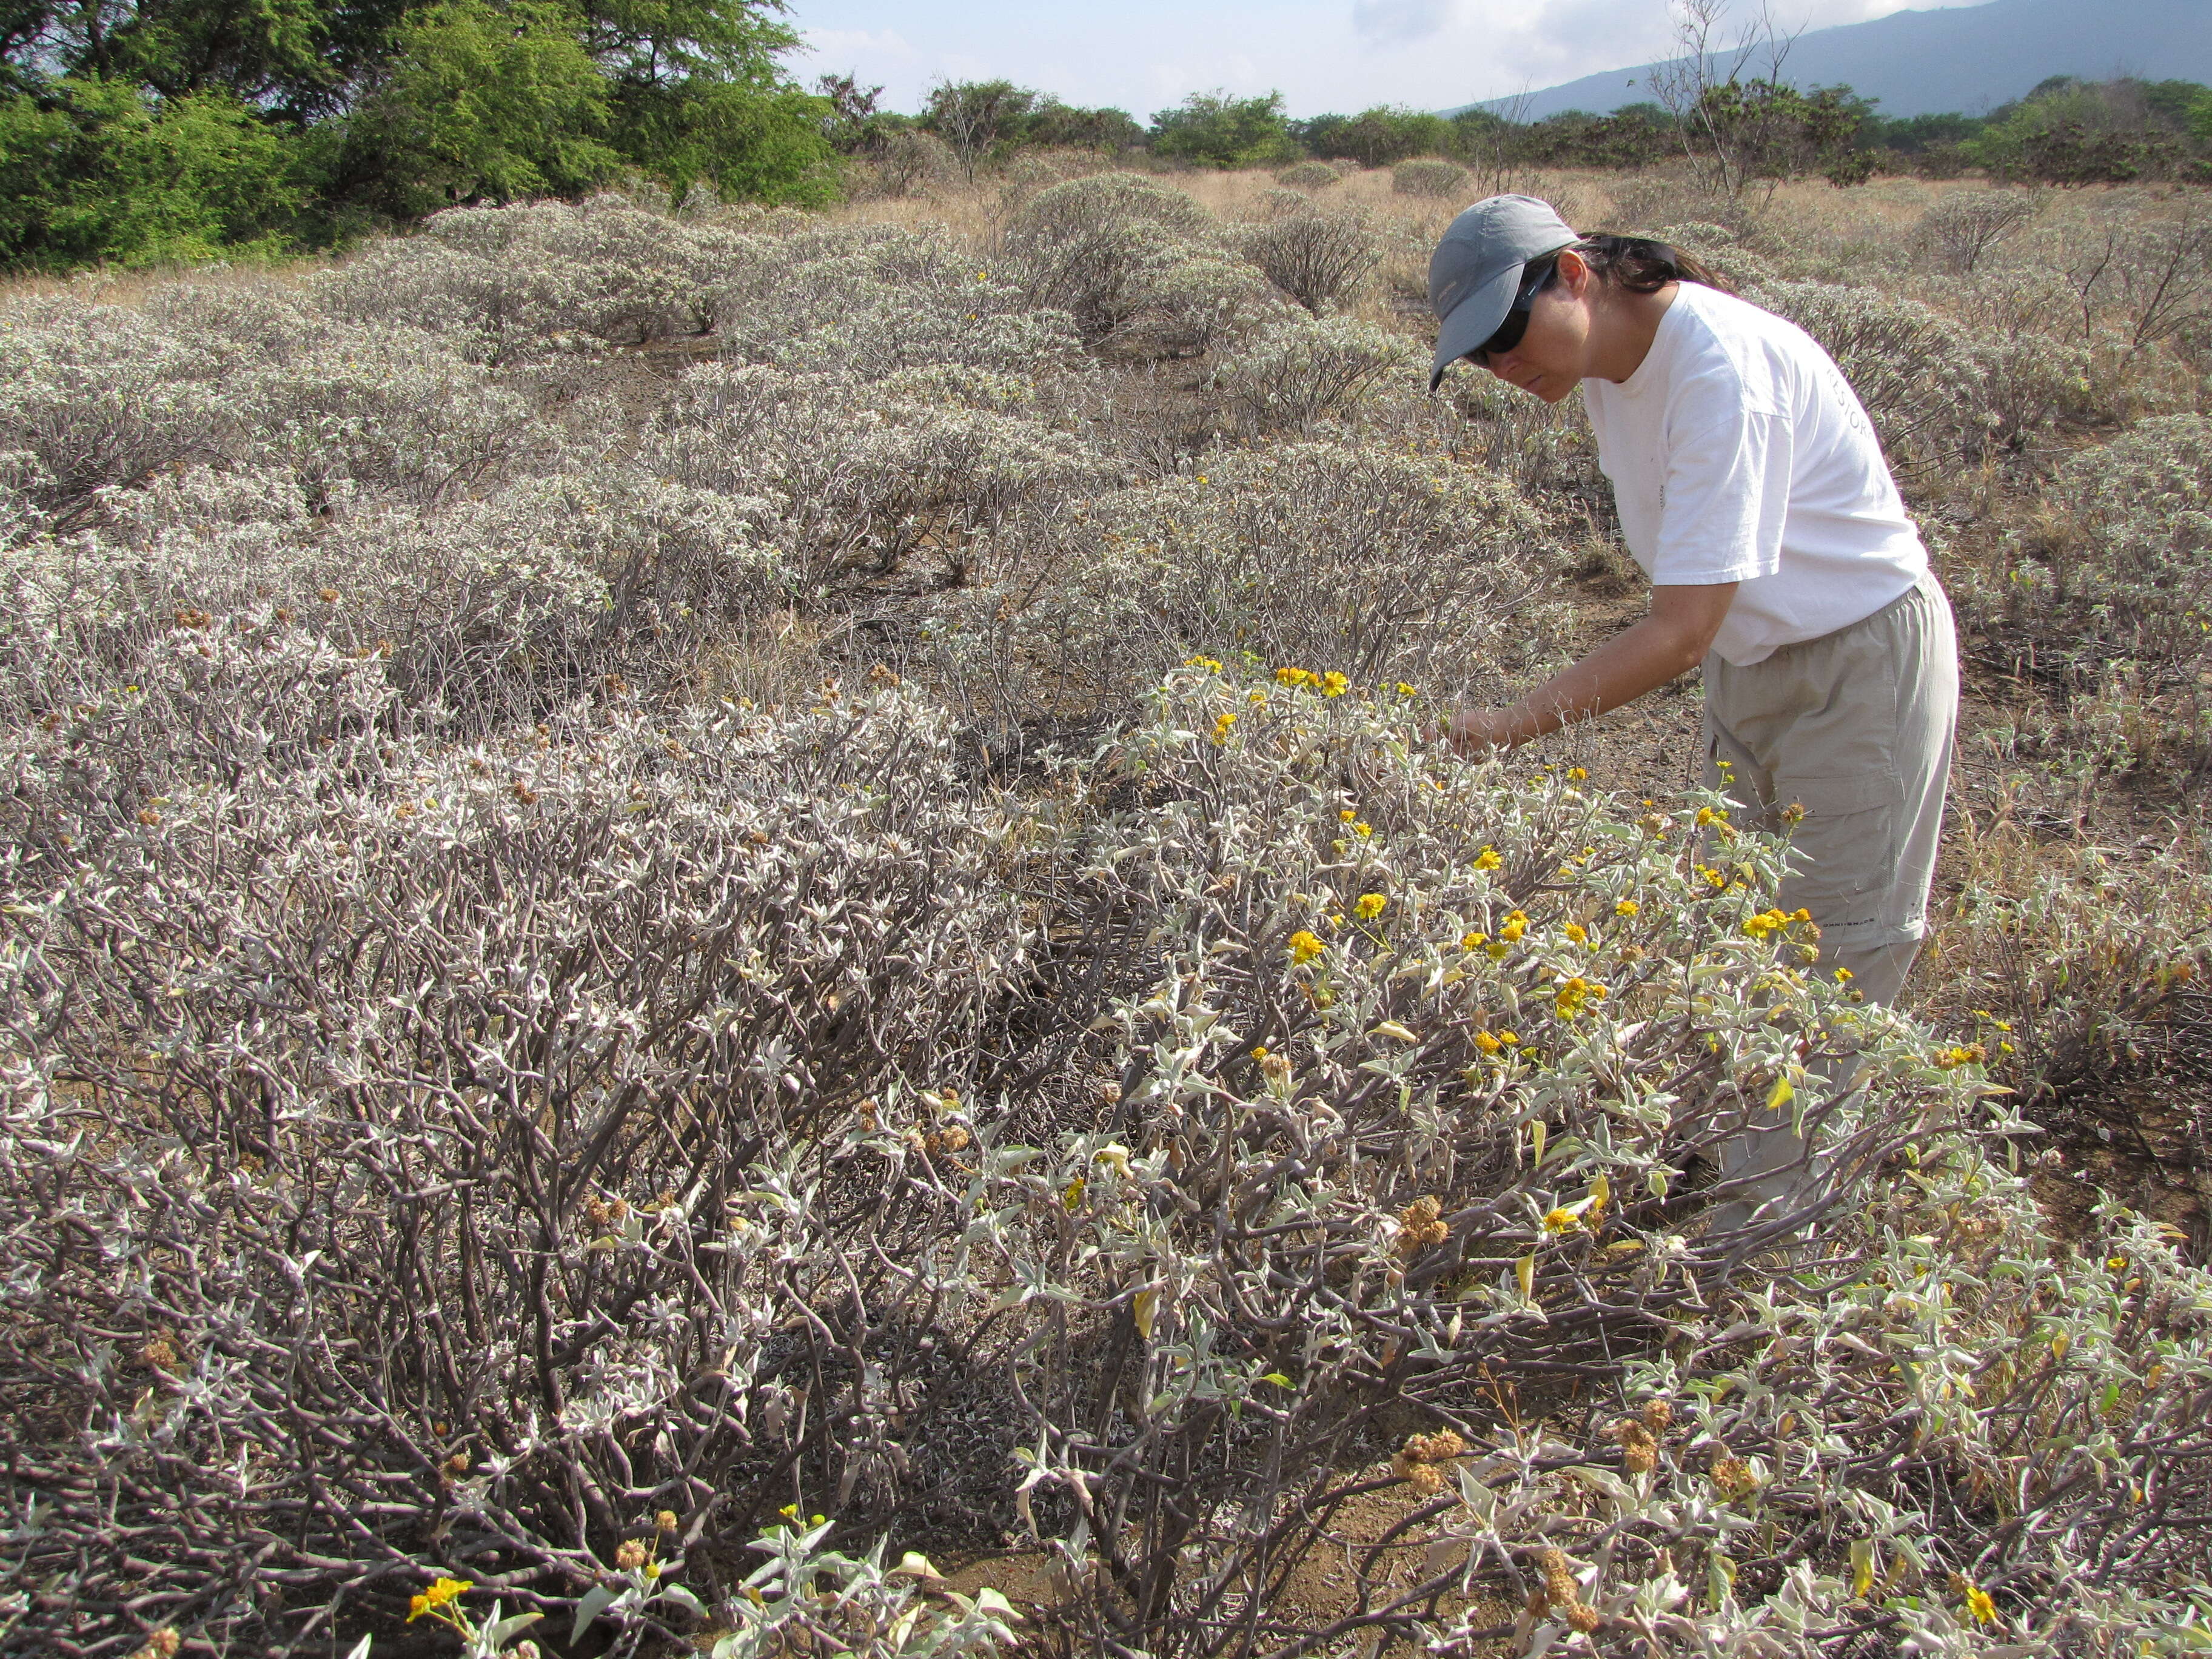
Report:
1211,711,1236,745
1288,930,1325,964
1933,1043,1988,1070
407,1578,472,1624
1472,846,1501,871
1472,1028,1520,1053
1272,666,1350,696
1552,976,1606,1018
1740,906,1811,940
1498,910,1528,942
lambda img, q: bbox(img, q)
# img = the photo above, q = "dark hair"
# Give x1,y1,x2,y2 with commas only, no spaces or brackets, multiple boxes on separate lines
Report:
1570,233,1734,296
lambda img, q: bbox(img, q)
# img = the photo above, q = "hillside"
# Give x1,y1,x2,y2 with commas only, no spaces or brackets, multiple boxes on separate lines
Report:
1453,0,2212,120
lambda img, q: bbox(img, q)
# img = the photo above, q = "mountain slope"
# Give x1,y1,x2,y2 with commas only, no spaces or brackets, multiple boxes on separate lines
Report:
1450,0,2212,121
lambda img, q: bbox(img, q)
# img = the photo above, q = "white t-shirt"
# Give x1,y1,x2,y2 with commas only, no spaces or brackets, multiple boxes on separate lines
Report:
1580,281,1925,667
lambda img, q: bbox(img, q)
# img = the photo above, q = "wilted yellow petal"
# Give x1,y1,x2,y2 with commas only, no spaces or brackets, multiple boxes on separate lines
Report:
1849,1538,1876,1598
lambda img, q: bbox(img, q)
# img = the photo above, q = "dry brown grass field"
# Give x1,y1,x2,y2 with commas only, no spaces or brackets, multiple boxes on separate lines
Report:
4,157,2211,1659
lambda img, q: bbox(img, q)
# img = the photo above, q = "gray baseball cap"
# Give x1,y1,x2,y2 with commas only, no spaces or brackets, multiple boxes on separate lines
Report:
1427,194,1578,390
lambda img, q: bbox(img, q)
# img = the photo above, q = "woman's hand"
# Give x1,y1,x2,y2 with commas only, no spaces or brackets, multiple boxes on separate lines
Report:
1439,706,1520,756
1429,583,1739,757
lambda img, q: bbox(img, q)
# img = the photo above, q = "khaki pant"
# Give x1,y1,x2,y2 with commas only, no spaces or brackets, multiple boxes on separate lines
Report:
1698,570,1959,1227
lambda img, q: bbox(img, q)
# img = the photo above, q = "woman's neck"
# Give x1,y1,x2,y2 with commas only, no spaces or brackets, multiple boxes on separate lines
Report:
1586,282,1680,385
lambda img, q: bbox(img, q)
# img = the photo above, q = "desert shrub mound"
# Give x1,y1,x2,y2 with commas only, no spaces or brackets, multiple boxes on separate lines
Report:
5,190,2212,1659
1393,156,1470,199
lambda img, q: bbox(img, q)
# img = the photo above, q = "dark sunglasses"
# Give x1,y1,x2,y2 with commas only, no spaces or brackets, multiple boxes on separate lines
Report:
1467,255,1561,366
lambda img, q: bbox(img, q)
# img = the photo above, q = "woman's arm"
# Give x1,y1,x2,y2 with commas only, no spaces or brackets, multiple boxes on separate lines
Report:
1445,581,1738,753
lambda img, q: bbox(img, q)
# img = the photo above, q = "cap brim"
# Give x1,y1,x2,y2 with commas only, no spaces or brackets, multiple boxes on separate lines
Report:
1427,261,1523,392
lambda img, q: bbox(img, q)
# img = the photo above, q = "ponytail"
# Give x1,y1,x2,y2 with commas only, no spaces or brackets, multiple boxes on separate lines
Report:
1570,233,1734,296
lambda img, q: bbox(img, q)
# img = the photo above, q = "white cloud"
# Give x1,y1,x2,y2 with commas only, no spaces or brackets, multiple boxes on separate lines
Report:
1352,0,1457,45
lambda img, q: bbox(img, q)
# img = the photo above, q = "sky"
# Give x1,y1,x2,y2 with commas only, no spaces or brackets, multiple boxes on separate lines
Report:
786,0,1999,119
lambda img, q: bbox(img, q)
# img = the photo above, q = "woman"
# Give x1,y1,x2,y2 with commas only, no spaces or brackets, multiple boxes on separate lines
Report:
1427,195,1959,1228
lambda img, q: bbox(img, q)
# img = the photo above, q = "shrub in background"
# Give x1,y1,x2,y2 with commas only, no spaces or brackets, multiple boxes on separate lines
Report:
1272,159,1340,190
1392,156,1471,198
1239,201,1381,315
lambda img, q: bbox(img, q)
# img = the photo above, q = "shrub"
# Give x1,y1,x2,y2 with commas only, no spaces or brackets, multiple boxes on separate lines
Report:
1212,314,1418,435
1988,414,2212,675
999,173,1245,349
1392,156,1470,199
714,222,1087,378
319,196,756,359
923,439,1561,728
1915,187,2039,272
1750,278,1996,473
1239,203,1380,315
11,167,2212,1659
1273,159,1340,190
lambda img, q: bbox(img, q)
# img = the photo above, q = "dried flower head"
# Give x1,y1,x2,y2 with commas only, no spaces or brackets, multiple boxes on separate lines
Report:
1395,1195,1449,1258
1615,1418,1657,1474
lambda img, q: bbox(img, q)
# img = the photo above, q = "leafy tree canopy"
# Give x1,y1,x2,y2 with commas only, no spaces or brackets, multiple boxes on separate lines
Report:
0,0,831,267
1148,89,1295,169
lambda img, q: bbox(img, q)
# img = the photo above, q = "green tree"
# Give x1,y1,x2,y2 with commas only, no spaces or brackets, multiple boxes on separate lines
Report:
341,0,620,214
0,75,308,266
918,77,1036,179
1309,104,1444,167
612,72,831,202
1025,98,1141,152
1148,89,1294,169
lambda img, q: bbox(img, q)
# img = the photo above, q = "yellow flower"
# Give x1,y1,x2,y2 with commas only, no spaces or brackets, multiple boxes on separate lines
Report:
1498,910,1527,943
1395,682,1418,696
1473,1031,1501,1053
407,1578,472,1622
1355,893,1386,919
1497,1030,1520,1046
1289,930,1325,964
1352,820,1372,837
1963,1584,1996,1624
1340,809,1356,821
1834,966,1854,982
1275,665,1316,688
1563,922,1586,945
1473,846,1501,871
1211,711,1236,745
1460,931,1487,951
1542,1208,1578,1234
1321,671,1350,697
1614,899,1639,917
1566,766,1587,780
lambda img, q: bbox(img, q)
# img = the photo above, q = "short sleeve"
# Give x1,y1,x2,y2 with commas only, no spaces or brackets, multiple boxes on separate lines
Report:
1649,381,1792,587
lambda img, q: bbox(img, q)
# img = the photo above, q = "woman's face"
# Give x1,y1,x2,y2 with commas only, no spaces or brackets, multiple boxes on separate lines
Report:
1478,252,1597,406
